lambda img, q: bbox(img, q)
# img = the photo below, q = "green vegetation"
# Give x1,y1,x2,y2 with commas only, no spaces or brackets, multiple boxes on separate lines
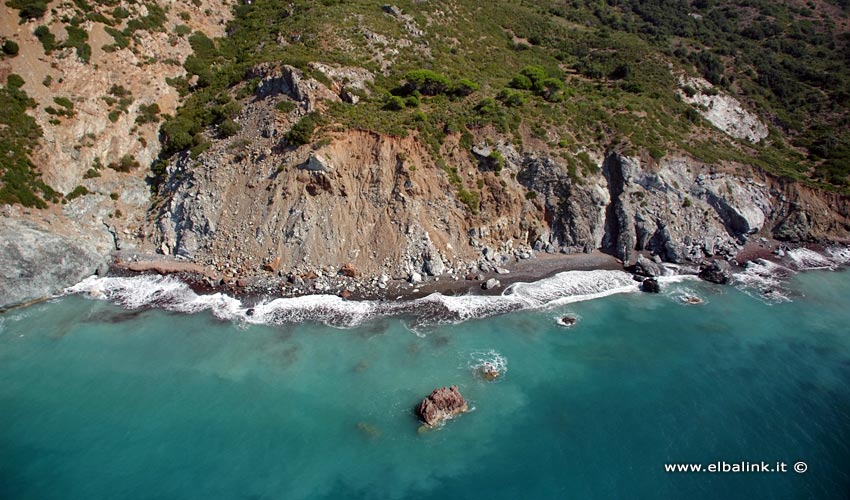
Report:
65,185,89,201
286,113,320,146
6,0,47,20
2,40,19,57
136,103,161,125
0,74,57,207
152,0,850,197
275,100,296,113
64,26,91,63
108,154,140,172
33,25,56,53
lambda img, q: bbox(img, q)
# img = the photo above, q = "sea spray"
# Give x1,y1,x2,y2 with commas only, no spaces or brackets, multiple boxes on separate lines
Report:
66,270,641,328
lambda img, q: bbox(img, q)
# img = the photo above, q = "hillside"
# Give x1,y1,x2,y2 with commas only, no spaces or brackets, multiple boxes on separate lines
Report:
1,0,850,307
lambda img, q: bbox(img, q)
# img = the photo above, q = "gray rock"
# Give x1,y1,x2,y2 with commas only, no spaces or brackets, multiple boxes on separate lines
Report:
642,278,660,293
698,260,732,284
299,154,334,172
482,278,500,290
634,254,665,277
0,219,110,310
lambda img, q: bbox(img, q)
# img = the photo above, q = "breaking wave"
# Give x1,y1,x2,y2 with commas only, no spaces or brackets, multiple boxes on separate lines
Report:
66,270,639,328
733,245,850,303
63,246,850,326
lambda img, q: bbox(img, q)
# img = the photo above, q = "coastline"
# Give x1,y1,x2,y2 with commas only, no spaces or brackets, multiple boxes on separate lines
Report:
108,250,628,304
101,239,850,306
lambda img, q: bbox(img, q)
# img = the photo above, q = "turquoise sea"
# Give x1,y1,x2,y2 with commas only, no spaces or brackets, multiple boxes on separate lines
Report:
1,266,849,499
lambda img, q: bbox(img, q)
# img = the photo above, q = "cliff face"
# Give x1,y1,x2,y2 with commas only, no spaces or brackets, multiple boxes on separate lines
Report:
148,65,850,284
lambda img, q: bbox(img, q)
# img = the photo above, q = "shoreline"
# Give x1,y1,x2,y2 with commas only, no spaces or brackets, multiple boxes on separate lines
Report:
103,239,850,306
109,250,628,304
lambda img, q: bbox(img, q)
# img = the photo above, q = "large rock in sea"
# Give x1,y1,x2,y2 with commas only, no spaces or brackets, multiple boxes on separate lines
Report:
416,385,469,427
699,260,732,284
642,278,660,293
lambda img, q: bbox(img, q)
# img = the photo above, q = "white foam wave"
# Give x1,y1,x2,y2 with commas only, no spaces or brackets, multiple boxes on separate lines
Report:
65,269,642,328
468,350,508,380
733,259,793,303
826,245,850,265
786,248,834,270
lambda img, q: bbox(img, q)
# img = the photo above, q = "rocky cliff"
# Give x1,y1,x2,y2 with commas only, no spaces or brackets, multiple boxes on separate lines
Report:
148,64,850,286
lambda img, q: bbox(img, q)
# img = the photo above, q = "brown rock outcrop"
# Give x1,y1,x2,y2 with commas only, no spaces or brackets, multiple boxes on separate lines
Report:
416,385,468,427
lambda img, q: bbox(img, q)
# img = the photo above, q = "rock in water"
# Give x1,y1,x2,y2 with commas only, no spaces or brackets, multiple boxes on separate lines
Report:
416,385,469,427
642,278,660,293
699,260,732,284
557,315,578,327
478,362,500,381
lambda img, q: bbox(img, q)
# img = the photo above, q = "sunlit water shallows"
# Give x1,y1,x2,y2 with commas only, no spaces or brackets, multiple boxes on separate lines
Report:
2,270,850,499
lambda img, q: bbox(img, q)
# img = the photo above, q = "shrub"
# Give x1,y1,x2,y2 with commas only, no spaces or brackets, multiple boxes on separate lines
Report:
384,95,406,111
488,150,505,174
108,154,139,172
276,100,296,113
6,0,47,20
457,189,480,214
136,103,161,124
497,89,526,107
65,185,89,201
404,95,420,107
2,40,19,56
509,74,533,90
218,118,240,137
403,69,452,96
33,25,56,53
452,78,479,96
64,26,91,63
520,66,547,90
540,78,565,101
286,113,320,146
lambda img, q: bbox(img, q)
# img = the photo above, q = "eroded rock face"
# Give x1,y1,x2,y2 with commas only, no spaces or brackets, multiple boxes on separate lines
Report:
679,76,769,143
416,385,469,427
149,63,850,284
0,219,112,309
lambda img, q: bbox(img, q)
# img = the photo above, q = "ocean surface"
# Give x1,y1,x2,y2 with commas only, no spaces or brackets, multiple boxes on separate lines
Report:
2,253,850,499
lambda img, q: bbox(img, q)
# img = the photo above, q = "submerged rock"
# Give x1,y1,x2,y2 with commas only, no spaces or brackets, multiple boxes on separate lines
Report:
642,278,660,293
478,362,500,381
416,385,468,427
682,295,703,304
699,260,732,284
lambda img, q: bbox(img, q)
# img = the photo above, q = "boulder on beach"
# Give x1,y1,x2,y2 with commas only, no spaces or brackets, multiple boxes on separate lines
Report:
339,263,359,278
699,260,732,284
635,254,665,277
416,385,469,427
642,278,660,293
482,278,500,290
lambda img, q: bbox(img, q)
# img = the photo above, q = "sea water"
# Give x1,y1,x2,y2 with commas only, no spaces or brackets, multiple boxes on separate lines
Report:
1,267,849,499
